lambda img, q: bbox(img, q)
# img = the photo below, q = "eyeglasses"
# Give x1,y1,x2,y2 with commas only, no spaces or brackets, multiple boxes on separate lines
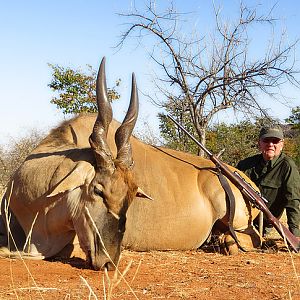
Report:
261,138,283,144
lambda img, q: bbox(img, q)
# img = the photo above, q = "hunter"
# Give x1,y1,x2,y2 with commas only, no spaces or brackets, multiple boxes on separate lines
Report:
237,125,300,238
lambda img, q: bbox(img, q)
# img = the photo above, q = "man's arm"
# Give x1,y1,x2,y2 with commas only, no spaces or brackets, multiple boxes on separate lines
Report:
284,159,300,237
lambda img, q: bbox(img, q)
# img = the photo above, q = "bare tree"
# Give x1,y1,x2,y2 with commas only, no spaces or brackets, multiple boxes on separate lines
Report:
117,1,300,155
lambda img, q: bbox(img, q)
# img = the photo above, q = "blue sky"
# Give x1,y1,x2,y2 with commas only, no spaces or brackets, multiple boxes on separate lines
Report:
0,0,299,147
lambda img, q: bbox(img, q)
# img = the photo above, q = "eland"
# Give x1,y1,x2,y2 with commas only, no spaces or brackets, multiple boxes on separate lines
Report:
0,57,262,271
0,57,145,270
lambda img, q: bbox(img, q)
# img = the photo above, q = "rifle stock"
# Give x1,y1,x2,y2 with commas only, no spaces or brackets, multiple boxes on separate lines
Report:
168,114,300,252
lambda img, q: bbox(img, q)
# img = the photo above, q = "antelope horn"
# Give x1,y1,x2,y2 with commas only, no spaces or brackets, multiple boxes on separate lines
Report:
115,73,139,168
89,57,114,173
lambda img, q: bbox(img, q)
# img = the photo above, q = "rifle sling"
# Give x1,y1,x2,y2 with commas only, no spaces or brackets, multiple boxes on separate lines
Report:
217,168,246,252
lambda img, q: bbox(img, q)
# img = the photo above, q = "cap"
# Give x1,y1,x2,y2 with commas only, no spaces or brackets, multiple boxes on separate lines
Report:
259,125,284,140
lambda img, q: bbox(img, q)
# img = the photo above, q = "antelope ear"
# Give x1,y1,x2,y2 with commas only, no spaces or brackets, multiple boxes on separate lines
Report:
136,187,154,201
47,162,95,197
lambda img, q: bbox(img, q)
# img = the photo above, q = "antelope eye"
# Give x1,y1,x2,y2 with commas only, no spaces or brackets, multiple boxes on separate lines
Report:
94,187,104,198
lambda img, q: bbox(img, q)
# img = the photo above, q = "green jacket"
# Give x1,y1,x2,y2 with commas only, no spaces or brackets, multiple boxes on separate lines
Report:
237,152,300,236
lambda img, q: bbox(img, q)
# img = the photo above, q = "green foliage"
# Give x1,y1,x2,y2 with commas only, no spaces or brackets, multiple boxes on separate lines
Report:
48,64,121,114
159,114,297,167
206,118,286,166
206,121,259,166
285,106,300,129
285,106,300,168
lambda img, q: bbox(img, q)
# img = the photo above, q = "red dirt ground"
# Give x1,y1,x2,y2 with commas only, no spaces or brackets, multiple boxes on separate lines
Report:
0,239,299,300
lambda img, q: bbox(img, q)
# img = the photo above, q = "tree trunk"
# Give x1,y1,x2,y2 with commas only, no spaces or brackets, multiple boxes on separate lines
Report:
197,128,206,157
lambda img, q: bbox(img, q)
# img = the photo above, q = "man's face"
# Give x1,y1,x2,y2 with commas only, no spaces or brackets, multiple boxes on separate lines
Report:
258,137,284,161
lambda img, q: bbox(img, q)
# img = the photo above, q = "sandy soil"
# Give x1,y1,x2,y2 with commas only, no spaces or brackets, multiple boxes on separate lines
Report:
0,239,299,300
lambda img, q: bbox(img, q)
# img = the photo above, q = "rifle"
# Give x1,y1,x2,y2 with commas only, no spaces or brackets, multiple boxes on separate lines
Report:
168,114,300,252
